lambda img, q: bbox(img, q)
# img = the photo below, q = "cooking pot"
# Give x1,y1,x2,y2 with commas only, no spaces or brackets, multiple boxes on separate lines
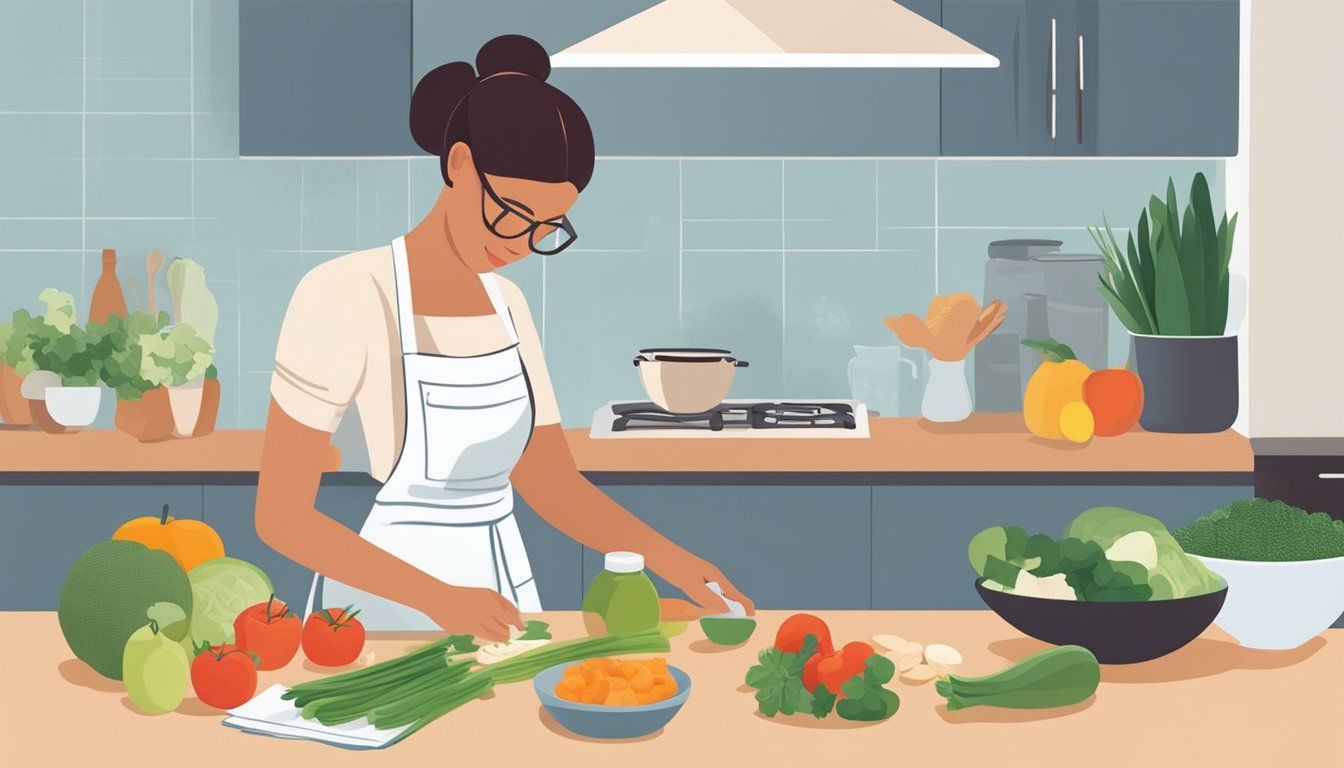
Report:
633,348,749,414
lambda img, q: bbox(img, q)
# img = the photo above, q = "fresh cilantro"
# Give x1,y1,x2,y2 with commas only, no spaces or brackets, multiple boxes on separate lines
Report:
835,654,901,722
809,683,837,718
744,633,821,718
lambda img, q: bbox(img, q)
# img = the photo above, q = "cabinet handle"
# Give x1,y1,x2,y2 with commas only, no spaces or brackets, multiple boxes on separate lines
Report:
1049,18,1057,139
1076,35,1084,144
1321,474,1344,480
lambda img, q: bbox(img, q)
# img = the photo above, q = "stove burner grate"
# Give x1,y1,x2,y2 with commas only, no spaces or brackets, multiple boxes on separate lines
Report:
611,402,856,432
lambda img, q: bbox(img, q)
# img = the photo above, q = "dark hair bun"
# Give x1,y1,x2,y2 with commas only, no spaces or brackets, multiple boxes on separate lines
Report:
409,61,476,155
476,34,551,82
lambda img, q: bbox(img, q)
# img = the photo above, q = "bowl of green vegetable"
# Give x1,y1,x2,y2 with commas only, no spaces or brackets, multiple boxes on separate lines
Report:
969,507,1229,664
1174,499,1344,650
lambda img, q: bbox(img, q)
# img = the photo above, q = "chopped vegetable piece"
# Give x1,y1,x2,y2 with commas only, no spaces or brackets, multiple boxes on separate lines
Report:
900,664,939,684
555,657,678,706
871,634,907,651
923,644,964,668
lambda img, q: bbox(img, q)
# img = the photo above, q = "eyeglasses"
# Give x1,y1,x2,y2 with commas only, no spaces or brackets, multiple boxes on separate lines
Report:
478,170,578,256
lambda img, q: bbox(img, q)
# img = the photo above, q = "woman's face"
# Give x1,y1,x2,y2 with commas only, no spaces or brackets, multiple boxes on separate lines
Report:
439,143,579,274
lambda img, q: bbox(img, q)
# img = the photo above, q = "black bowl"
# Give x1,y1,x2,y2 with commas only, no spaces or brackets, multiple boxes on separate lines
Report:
975,578,1228,664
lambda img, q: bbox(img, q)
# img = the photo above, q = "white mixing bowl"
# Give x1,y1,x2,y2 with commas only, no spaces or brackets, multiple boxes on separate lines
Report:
1192,554,1344,650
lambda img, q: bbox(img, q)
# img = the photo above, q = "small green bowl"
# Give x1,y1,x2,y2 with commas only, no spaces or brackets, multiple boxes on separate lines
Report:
699,616,757,645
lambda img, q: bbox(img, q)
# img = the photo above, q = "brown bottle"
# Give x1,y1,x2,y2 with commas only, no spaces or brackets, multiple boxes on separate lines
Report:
89,248,128,323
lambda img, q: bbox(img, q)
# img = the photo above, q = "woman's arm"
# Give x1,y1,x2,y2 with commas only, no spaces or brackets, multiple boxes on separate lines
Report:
254,399,523,640
510,424,755,615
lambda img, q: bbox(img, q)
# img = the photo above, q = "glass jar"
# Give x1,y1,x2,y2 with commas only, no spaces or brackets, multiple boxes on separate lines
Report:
582,551,660,636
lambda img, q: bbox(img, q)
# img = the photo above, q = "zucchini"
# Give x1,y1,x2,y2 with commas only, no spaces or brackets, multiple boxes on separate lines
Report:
935,645,1100,711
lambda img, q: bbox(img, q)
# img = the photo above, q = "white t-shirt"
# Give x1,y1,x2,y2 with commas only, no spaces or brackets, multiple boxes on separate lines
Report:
270,245,561,483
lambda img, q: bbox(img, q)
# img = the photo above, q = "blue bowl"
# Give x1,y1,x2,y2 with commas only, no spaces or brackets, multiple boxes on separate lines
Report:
533,662,692,739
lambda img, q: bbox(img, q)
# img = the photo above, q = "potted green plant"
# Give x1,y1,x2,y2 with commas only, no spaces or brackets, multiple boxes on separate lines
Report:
139,322,215,437
0,310,38,425
1090,173,1239,433
26,290,102,430
105,311,177,442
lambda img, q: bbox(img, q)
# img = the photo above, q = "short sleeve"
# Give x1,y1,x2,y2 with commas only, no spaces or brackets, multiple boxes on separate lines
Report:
270,263,371,433
498,278,561,426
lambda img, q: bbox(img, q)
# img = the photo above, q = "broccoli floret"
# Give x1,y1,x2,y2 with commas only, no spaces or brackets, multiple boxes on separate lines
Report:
1173,499,1344,561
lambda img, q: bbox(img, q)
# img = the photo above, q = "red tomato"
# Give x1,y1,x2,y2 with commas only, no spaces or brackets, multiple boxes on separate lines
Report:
302,606,366,667
190,645,258,710
773,613,834,657
234,595,302,671
802,641,875,697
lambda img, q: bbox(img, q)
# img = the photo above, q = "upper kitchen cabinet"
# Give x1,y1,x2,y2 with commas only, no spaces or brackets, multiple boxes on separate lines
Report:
1092,0,1239,156
411,0,945,156
239,0,418,156
942,0,1239,156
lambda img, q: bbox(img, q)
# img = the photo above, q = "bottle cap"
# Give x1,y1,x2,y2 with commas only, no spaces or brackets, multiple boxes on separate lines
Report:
604,551,644,574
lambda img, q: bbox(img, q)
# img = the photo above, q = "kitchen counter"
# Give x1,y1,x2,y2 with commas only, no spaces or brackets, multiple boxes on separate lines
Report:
0,415,1253,481
8,610,1336,766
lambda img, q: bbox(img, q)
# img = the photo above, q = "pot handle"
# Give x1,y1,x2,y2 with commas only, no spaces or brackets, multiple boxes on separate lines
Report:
632,355,649,367
732,359,750,368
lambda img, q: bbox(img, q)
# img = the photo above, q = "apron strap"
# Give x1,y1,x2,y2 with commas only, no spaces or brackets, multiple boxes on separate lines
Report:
391,237,419,356
481,274,521,347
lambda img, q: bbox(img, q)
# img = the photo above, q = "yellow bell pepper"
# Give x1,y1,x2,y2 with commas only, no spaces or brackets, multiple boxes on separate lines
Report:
1023,339,1093,440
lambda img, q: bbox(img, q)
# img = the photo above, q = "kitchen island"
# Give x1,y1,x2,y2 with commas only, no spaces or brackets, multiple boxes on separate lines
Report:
8,611,1336,766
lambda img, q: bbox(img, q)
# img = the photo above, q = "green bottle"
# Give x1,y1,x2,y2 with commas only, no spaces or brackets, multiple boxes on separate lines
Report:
582,551,660,636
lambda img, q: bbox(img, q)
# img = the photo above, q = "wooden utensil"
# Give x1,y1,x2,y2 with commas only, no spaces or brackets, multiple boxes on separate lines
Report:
146,249,164,316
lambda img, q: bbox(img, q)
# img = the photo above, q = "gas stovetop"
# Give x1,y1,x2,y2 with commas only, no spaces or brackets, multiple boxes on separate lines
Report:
589,400,870,438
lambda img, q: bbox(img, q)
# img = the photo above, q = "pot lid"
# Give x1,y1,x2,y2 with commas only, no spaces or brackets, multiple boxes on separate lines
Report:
638,347,737,362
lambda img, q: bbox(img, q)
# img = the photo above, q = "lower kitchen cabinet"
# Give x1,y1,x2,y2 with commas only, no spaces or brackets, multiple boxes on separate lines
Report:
0,485,204,611
585,485,873,610
871,484,1253,609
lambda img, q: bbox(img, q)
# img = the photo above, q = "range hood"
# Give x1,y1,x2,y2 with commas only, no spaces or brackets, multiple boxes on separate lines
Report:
550,0,998,69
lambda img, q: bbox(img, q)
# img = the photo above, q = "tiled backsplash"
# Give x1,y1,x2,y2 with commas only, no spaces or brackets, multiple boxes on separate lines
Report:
0,0,1225,430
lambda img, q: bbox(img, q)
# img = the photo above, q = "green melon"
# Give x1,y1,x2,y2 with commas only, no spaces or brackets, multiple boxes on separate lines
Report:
58,540,193,680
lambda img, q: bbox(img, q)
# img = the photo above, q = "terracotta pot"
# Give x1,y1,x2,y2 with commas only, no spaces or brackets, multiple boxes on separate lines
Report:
114,387,176,442
192,378,221,437
0,364,33,425
29,399,66,434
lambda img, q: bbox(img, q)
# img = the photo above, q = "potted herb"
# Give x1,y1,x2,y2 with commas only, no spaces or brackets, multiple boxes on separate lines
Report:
106,312,177,442
26,290,102,430
139,322,215,437
1089,173,1239,433
0,310,38,425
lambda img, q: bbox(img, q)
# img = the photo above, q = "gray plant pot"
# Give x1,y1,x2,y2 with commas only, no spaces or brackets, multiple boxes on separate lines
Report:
1129,333,1238,433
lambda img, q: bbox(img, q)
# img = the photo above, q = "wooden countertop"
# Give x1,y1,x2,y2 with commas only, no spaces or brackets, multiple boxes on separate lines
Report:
0,415,1253,475
8,611,1336,766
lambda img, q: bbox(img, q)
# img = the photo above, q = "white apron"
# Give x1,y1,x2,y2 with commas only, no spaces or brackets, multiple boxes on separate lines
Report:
306,236,543,630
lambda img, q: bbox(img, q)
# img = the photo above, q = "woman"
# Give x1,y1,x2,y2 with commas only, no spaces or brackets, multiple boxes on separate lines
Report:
255,35,753,642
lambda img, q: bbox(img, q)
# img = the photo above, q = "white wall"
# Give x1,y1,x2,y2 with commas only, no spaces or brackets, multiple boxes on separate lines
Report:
1247,0,1344,438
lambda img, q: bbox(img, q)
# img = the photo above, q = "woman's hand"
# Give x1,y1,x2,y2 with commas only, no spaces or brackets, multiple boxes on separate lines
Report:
653,555,756,616
421,584,525,642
